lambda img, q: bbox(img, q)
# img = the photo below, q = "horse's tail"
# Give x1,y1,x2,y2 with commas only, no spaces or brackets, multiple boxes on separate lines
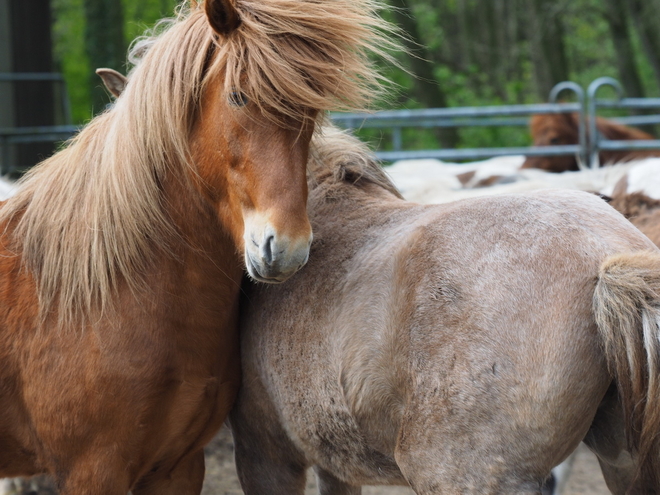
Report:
593,250,660,486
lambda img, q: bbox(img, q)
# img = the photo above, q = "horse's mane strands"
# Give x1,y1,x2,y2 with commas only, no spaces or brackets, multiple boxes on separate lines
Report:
309,124,403,199
0,6,218,326
214,0,400,124
0,0,398,327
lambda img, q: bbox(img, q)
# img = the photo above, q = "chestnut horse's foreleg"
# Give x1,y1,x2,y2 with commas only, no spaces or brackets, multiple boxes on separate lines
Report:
314,467,361,495
131,450,205,495
54,456,132,495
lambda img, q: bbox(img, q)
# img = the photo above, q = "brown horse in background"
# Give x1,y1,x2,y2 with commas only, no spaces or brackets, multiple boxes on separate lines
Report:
0,0,394,492
230,126,660,494
522,112,660,172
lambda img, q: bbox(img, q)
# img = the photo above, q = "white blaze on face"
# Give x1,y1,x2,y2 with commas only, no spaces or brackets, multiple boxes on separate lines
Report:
242,210,312,284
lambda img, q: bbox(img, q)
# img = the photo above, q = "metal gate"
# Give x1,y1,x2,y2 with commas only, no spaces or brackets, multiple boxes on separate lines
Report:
0,72,77,174
331,77,660,168
2,76,660,173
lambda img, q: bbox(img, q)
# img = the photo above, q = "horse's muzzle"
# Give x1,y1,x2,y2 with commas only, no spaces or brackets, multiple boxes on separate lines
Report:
244,227,312,283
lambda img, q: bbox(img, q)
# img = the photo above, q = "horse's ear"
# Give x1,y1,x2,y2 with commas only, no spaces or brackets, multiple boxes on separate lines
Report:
96,68,128,98
205,0,241,37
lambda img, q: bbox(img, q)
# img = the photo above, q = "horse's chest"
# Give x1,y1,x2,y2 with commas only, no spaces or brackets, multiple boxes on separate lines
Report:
165,372,239,451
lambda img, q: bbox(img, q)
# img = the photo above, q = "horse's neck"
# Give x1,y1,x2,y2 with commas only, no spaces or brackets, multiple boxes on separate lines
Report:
162,173,243,279
310,183,405,242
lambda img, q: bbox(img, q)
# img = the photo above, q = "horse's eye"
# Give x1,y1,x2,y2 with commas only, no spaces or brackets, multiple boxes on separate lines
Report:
228,91,248,107
549,137,560,145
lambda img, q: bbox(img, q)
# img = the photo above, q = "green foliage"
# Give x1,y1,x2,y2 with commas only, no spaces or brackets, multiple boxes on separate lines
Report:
123,0,179,45
51,0,660,152
52,0,179,124
367,0,660,152
52,0,92,124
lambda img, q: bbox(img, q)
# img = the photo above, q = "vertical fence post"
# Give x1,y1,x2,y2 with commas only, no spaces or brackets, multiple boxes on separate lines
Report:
549,81,586,169
0,136,8,175
587,77,624,169
392,127,402,151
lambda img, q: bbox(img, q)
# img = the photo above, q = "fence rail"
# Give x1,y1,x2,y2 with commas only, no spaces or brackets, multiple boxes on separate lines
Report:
2,76,660,173
0,72,76,174
331,78,660,168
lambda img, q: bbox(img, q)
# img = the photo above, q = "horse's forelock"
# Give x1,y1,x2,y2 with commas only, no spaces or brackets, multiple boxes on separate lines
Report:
531,113,579,140
207,0,400,125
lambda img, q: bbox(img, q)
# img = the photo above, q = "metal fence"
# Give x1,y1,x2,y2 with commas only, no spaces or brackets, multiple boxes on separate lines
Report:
331,77,660,168
0,73,78,174
2,75,660,173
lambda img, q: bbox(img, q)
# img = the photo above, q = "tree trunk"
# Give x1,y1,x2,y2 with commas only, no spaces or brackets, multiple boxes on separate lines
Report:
627,0,660,88
83,0,125,114
388,0,459,149
603,0,646,98
525,0,570,100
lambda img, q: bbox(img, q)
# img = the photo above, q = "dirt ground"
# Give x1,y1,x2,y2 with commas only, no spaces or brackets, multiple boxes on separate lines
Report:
0,426,613,494
202,426,610,495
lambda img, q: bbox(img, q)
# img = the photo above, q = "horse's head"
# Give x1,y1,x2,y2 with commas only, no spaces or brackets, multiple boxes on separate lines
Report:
181,0,315,283
191,83,314,284
98,63,311,285
522,113,580,172
103,0,395,284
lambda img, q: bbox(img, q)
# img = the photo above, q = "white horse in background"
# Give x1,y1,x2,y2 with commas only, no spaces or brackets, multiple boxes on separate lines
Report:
385,155,636,205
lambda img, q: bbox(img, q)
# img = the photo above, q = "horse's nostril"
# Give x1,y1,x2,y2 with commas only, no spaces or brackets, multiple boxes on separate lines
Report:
263,235,275,265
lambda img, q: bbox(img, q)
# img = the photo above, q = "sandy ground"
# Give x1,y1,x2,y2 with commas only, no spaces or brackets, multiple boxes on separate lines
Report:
202,426,611,495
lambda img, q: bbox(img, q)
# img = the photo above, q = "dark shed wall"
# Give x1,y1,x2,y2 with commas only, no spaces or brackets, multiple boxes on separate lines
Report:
6,0,56,168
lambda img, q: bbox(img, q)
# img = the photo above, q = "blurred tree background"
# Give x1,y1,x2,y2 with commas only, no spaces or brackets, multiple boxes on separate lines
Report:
50,0,660,149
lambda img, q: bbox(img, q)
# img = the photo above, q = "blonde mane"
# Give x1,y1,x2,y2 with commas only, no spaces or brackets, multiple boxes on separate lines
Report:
309,124,403,198
0,0,397,325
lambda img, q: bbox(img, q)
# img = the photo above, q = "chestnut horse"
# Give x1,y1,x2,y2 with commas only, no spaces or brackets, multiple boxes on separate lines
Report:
0,0,394,492
230,126,660,494
522,112,660,172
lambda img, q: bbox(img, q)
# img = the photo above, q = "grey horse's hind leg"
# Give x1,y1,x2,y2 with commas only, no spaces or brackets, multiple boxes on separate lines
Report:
393,392,564,494
314,467,361,495
394,426,547,494
582,385,653,495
